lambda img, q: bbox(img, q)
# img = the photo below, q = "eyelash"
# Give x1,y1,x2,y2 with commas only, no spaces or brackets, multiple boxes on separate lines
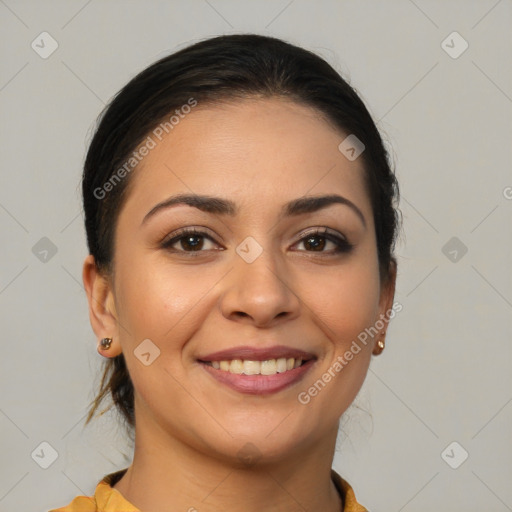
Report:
160,227,353,256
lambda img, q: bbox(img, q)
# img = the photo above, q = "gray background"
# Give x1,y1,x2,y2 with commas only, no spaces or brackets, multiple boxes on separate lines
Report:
1,1,511,511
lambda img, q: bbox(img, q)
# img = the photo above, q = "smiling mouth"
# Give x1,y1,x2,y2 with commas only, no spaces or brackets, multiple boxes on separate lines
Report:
199,357,308,376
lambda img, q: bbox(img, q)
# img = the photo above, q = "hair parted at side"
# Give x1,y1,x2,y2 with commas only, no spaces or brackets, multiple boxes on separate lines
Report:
83,33,402,432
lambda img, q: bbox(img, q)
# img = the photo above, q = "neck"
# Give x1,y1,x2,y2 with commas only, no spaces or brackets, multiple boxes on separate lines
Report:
113,415,343,512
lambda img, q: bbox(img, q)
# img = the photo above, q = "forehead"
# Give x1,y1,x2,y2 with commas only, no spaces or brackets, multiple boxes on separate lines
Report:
123,97,372,222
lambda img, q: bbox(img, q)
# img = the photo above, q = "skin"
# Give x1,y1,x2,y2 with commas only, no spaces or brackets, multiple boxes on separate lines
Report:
83,97,397,512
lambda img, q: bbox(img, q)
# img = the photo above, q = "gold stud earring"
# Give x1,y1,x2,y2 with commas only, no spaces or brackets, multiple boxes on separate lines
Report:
100,337,112,350
373,334,385,355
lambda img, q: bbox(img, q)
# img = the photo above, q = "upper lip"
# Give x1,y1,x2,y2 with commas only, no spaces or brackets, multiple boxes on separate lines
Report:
198,345,316,362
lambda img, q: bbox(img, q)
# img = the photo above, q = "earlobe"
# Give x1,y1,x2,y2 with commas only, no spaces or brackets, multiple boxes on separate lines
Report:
373,259,398,356
82,254,122,357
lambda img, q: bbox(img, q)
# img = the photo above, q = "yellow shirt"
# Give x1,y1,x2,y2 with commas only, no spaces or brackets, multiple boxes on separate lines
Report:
49,467,368,512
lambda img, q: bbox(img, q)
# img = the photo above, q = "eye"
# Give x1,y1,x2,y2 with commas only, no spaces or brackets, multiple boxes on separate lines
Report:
293,228,353,254
160,227,353,256
161,228,220,254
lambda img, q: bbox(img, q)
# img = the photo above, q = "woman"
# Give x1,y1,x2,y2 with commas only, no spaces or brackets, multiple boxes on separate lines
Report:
50,33,400,512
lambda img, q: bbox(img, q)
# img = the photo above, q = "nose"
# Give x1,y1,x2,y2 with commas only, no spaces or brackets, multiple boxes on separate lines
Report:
219,244,301,328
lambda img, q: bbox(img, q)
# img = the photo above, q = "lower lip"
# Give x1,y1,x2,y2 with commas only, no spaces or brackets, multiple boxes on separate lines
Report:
199,360,316,395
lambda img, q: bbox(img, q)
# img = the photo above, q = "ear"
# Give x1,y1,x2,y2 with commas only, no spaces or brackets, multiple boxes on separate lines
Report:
373,258,398,354
82,254,122,357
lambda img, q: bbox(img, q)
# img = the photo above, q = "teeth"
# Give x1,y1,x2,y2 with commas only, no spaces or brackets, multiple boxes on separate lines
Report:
261,359,276,375
208,357,306,375
276,358,287,373
243,360,260,375
230,359,243,374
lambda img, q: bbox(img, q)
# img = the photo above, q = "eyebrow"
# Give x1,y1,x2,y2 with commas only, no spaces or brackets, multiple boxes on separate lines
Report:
141,193,366,228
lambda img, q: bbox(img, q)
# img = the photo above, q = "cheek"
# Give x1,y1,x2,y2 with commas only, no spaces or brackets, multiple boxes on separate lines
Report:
296,265,379,418
114,251,221,345
305,258,381,346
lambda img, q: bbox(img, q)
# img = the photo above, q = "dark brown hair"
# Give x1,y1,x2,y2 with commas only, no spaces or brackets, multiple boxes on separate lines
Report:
83,33,401,433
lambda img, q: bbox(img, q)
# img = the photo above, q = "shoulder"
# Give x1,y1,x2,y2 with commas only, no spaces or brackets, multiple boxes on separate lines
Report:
48,494,96,512
48,496,98,512
331,469,369,512
48,468,137,512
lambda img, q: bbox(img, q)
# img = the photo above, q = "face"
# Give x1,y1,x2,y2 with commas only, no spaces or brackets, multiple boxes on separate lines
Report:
86,97,396,465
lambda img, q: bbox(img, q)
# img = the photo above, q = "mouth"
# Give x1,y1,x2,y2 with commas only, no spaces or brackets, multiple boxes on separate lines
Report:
197,345,317,395
199,357,309,375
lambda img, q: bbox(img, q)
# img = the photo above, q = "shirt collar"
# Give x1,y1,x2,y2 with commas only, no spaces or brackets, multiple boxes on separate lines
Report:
93,467,368,512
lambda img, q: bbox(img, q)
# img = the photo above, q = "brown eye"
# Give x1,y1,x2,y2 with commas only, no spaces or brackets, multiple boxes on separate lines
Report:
302,235,327,251
161,228,219,253
177,234,206,251
294,229,353,254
